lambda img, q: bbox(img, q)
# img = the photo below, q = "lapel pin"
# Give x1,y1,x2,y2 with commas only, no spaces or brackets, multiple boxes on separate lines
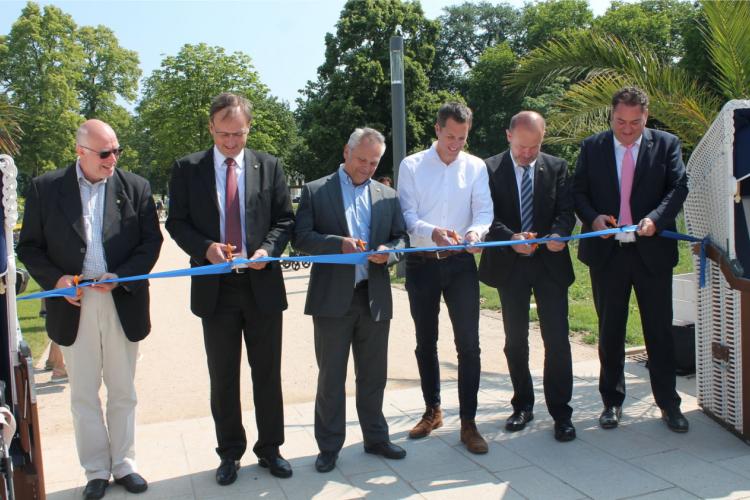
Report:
254,164,259,169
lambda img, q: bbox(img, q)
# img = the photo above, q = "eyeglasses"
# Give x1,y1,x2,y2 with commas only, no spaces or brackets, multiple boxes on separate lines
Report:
80,145,124,159
213,130,249,139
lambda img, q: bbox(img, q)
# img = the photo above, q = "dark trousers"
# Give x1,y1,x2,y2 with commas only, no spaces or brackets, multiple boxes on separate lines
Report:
498,255,573,421
313,286,390,453
201,272,285,461
590,243,681,410
405,252,481,420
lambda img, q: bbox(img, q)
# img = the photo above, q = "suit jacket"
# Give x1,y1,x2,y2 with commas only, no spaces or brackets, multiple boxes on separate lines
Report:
17,164,163,346
165,147,294,318
478,151,575,289
292,173,408,321
572,128,688,273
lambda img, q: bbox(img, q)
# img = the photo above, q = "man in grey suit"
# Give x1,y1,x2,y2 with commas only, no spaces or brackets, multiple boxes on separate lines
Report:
293,127,409,473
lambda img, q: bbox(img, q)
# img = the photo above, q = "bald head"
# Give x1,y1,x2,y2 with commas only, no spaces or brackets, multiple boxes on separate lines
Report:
508,111,546,134
506,111,546,166
75,119,120,183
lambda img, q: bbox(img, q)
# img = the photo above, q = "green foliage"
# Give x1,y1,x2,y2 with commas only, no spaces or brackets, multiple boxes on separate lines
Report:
0,2,140,179
134,43,298,194
464,43,519,158
430,1,521,91
701,0,750,100
296,0,446,182
518,0,593,53
0,96,23,155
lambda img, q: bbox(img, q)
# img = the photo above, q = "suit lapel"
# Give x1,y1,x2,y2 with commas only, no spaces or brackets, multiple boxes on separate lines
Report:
325,171,350,236
199,148,219,212
632,128,653,190
532,155,546,232
244,148,260,206
368,181,383,246
602,131,621,200
499,153,522,228
102,171,124,244
59,164,86,243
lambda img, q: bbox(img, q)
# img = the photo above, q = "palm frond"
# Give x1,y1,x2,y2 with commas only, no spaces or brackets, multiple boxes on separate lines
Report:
0,101,23,156
701,0,750,99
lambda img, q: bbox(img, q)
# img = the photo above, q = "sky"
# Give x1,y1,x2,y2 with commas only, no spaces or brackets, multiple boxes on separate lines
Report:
0,0,617,110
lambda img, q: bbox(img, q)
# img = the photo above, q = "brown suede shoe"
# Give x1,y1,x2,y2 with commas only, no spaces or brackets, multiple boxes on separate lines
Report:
409,405,443,439
460,419,488,454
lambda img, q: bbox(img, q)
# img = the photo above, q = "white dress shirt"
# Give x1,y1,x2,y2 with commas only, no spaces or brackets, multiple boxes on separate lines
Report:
76,161,108,279
213,146,248,257
398,143,493,248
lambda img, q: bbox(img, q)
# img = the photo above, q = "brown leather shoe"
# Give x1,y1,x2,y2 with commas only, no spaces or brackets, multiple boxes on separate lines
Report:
408,405,443,439
460,419,488,454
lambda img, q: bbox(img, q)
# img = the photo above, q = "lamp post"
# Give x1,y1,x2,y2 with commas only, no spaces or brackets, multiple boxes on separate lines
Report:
390,32,406,188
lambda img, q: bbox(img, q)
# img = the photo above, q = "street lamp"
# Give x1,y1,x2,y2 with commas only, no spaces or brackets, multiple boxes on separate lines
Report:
390,29,406,188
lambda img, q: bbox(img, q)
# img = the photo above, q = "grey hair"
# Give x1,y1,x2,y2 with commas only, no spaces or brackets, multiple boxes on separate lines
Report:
347,127,386,150
210,92,253,122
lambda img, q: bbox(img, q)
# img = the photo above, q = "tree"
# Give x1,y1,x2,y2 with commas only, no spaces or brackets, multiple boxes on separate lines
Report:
593,0,697,62
430,2,521,91
296,0,451,182
506,0,749,151
135,43,297,194
0,2,83,176
0,97,23,156
464,43,519,158
0,2,141,178
518,0,593,54
77,25,141,119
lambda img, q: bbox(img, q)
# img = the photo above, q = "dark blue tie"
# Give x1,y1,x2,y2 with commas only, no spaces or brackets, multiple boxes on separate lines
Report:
520,165,533,232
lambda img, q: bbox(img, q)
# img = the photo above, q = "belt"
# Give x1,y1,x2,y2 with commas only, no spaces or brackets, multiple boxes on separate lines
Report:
409,249,464,260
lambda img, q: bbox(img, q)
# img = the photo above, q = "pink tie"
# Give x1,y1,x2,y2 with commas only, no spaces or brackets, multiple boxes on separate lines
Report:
619,144,636,226
225,158,242,253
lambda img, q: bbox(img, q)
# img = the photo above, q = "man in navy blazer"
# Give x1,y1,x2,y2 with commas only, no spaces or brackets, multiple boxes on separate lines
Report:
478,111,576,442
573,86,689,432
166,93,295,484
18,119,162,499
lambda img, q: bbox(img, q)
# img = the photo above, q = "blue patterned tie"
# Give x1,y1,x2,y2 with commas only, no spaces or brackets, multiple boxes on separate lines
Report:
520,165,533,233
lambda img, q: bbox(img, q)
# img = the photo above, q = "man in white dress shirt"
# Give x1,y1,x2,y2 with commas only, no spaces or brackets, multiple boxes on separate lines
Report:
397,102,493,454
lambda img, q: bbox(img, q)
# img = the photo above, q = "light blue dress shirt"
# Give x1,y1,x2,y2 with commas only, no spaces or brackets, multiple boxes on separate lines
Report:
338,165,372,286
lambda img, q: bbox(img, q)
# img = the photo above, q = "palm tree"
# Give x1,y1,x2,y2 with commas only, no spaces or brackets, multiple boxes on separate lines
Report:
507,0,749,150
0,98,22,156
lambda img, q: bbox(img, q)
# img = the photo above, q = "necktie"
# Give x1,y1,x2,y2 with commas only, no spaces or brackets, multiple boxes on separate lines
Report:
520,165,533,232
225,157,242,253
619,144,636,226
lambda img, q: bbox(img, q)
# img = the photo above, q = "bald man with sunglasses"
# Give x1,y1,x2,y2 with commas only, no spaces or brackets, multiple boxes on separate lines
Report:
18,119,163,499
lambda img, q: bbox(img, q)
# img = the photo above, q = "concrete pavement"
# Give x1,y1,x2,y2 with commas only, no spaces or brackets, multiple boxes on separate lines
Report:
35,226,750,499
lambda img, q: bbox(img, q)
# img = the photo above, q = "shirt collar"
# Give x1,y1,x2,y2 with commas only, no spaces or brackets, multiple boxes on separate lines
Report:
75,159,108,187
614,134,642,150
213,146,245,168
338,164,371,188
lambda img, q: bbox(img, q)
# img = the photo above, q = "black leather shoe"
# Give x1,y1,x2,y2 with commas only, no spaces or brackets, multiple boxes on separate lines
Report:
315,451,338,473
662,408,689,433
258,455,293,478
114,473,148,493
505,410,534,432
599,406,622,429
554,419,577,442
364,441,406,459
83,479,108,500
215,459,240,486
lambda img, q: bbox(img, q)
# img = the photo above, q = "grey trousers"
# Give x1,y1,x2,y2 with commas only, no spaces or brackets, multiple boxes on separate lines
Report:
313,287,390,452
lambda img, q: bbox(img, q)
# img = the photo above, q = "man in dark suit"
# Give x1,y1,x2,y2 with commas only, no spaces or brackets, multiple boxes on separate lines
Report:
293,127,409,473
166,93,295,483
478,111,576,442
17,119,162,499
573,86,689,432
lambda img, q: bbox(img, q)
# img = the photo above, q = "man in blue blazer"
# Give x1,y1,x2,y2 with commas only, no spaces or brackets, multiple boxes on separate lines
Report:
573,87,689,432
478,111,576,442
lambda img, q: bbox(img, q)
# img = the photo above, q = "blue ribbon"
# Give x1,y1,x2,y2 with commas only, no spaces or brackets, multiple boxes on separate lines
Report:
17,225,709,301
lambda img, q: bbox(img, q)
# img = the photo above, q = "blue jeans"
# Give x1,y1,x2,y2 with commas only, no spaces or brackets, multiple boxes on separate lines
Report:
405,252,481,420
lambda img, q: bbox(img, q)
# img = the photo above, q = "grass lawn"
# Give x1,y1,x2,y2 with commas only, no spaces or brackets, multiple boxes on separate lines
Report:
16,275,48,361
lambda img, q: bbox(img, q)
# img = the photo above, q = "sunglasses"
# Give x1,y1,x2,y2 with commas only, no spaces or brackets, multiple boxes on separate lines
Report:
80,145,124,159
